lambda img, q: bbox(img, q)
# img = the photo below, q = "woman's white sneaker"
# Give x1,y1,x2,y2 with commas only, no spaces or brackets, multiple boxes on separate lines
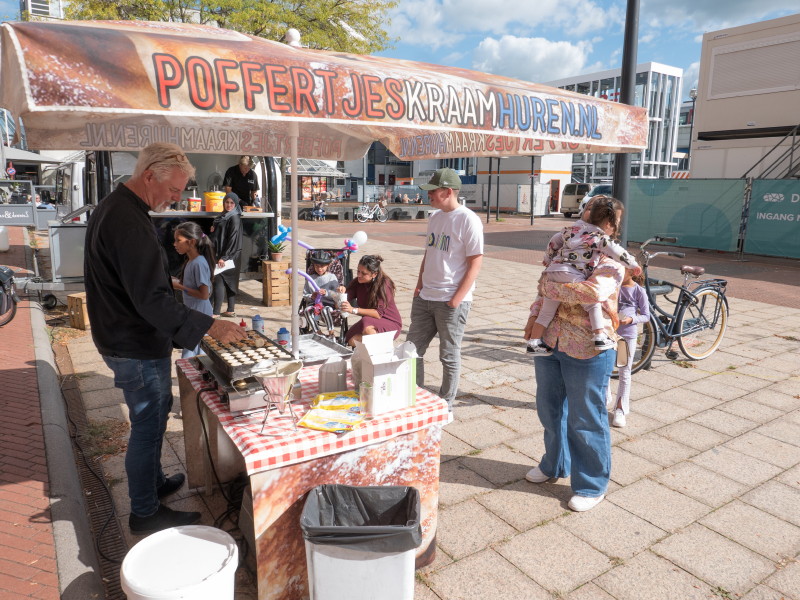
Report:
612,409,627,428
525,466,551,483
568,494,605,512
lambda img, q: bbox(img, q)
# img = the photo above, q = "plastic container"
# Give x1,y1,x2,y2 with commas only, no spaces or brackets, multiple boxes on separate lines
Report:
120,525,238,600
188,198,201,212
300,484,421,600
204,191,225,213
251,315,265,335
276,327,290,347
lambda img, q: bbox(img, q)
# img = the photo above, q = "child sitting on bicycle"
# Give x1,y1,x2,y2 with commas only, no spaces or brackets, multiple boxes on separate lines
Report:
527,195,641,355
608,267,650,427
303,250,340,333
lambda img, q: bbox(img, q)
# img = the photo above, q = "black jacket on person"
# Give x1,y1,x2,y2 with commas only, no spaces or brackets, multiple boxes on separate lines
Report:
84,184,213,359
211,201,243,293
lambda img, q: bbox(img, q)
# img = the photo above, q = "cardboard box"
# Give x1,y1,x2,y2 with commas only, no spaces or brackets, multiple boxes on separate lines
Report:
351,331,417,415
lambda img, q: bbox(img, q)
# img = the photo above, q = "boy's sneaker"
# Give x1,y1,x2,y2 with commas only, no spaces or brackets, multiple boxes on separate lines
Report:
612,409,627,428
526,339,552,356
593,333,615,351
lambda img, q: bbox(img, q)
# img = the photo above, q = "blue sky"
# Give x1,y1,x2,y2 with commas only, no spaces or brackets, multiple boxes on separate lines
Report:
1,0,797,102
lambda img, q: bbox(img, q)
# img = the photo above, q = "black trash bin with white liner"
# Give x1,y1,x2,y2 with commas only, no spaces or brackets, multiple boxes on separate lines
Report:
300,484,422,600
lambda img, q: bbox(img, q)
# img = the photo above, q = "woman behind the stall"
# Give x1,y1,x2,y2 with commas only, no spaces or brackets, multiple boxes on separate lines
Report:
338,255,402,347
210,192,243,317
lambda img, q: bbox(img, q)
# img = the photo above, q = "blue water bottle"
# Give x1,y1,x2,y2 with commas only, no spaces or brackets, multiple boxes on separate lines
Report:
277,327,290,347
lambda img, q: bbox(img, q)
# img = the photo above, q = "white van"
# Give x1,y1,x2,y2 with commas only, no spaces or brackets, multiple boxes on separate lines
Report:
560,183,593,218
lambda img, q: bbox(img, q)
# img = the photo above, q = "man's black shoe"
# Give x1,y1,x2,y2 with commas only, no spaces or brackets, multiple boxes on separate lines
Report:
129,504,201,534
157,473,186,499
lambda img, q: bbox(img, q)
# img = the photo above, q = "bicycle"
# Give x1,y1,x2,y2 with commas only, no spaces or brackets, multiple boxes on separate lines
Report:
614,235,729,377
0,266,20,327
355,199,388,223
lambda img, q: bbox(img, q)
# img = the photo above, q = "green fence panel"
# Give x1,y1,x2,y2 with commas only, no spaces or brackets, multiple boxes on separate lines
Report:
744,180,800,259
627,179,744,252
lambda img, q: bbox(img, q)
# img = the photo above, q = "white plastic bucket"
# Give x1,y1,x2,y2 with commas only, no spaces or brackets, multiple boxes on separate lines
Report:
120,525,238,600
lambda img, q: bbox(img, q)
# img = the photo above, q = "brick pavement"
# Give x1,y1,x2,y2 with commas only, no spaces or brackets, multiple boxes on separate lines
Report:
0,226,59,600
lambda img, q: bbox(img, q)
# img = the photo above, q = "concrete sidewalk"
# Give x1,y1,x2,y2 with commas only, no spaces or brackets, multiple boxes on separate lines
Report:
3,218,800,599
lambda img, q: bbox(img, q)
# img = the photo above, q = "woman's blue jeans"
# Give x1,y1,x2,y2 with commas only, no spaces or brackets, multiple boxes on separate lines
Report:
103,356,173,518
534,347,614,497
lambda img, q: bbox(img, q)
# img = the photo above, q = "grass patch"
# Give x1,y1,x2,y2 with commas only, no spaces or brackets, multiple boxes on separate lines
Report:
467,449,482,456
674,360,696,369
727,365,737,370
710,586,735,600
80,420,128,459
775,334,799,342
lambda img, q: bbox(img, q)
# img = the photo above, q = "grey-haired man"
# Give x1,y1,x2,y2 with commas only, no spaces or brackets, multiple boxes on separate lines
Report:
406,168,484,411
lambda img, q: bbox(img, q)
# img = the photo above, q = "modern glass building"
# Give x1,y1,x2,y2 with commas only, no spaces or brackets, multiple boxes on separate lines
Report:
546,62,683,181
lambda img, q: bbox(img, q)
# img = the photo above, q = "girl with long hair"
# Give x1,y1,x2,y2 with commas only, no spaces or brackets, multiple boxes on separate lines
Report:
172,221,215,357
338,255,402,346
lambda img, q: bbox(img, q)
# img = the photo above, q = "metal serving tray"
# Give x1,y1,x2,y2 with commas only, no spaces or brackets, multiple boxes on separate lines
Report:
200,330,293,381
292,333,353,365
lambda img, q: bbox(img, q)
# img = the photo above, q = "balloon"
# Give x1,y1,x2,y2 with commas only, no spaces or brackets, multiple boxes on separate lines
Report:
352,230,368,246
270,224,291,244
287,269,319,293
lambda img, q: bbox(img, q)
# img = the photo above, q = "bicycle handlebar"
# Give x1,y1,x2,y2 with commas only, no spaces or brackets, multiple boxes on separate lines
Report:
669,252,685,258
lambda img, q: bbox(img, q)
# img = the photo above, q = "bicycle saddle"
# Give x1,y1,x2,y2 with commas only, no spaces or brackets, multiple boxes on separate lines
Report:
680,265,705,276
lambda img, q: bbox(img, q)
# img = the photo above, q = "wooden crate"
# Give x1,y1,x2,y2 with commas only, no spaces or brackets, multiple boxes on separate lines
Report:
262,260,292,307
67,292,90,330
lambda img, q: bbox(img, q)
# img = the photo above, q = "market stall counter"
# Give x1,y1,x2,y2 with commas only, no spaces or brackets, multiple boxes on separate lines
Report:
176,357,449,600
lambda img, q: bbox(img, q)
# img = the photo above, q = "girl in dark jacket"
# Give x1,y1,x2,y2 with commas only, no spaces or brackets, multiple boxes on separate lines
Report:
210,192,243,317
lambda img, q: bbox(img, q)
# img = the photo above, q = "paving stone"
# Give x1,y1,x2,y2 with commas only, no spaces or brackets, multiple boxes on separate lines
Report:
416,543,454,577
652,461,748,507
475,480,566,532
427,549,551,600
746,388,800,412
461,368,521,389
618,433,697,467
629,394,695,424
607,411,664,438
748,355,800,375
498,522,612,595
449,395,497,421
81,387,125,410
740,584,792,600
724,431,800,469
561,500,667,560
649,362,710,383
444,416,518,450
657,419,730,451
566,582,617,600
436,500,517,560
457,445,533,487
704,371,780,392
504,433,545,461
687,408,758,436
595,550,711,600
741,480,800,528
413,580,442,600
680,377,748,401
717,398,785,424
608,479,711,532
651,523,776,595
440,429,476,461
777,463,800,490
632,370,693,393
763,558,800,599
670,388,726,413
438,459,496,507
691,445,782,486
754,417,800,446
700,500,800,561
489,404,540,433
610,446,662,486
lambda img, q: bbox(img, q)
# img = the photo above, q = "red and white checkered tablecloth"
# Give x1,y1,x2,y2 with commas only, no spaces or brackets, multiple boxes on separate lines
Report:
177,358,450,475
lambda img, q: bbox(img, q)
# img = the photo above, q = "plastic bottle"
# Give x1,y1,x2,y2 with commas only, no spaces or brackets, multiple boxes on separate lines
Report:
239,318,247,329
251,315,265,335
276,326,290,346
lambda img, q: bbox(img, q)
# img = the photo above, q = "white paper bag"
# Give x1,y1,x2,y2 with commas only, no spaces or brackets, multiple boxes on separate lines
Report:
317,356,350,393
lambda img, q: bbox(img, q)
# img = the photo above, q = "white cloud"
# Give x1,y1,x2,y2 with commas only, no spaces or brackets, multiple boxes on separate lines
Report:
682,61,700,95
641,0,799,33
472,35,593,82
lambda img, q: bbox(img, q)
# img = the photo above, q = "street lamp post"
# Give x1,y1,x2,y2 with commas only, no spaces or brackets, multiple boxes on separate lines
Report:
688,88,698,171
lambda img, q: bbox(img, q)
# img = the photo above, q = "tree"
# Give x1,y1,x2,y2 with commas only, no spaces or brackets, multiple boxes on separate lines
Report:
64,0,398,54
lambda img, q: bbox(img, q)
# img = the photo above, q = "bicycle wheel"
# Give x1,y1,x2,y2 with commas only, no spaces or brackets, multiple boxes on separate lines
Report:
0,288,17,327
677,287,728,360
356,209,369,223
376,207,388,222
612,318,656,378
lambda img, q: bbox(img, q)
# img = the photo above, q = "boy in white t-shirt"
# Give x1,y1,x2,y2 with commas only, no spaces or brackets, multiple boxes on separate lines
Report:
406,168,484,411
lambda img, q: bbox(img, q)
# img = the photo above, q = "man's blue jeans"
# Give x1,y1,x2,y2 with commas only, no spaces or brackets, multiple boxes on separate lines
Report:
406,296,471,406
533,347,614,497
103,356,173,518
